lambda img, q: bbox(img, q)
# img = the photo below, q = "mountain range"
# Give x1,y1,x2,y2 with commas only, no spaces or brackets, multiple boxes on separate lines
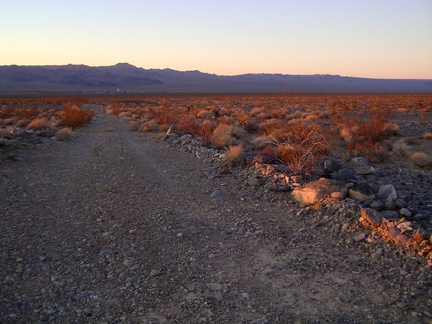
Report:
0,63,431,94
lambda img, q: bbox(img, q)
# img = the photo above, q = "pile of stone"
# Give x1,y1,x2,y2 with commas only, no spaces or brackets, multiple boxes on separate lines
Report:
162,129,432,261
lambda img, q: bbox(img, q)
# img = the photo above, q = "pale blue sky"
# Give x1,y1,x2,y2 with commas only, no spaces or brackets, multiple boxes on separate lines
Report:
1,0,431,78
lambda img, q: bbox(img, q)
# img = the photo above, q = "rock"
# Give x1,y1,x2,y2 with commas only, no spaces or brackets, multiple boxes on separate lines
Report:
210,189,229,198
355,165,376,175
207,283,223,291
387,227,410,247
352,233,367,242
399,208,412,218
397,222,413,230
412,228,429,242
247,176,261,186
265,183,292,192
377,184,397,201
166,124,179,137
360,208,382,227
385,200,397,210
351,157,368,167
150,269,161,277
380,210,399,220
331,167,355,181
292,178,345,205
123,258,134,267
178,134,193,145
348,183,375,201
262,268,274,277
370,200,385,211
371,248,383,259
331,189,348,201
324,158,342,173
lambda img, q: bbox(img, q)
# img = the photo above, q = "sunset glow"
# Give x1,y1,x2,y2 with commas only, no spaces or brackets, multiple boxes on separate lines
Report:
1,0,431,79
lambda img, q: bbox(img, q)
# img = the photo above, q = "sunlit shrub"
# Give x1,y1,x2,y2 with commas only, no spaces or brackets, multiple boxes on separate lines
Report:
139,120,159,132
26,118,49,130
177,115,200,136
424,133,432,140
266,124,330,175
199,119,217,144
210,122,237,148
225,145,244,167
60,104,94,128
411,152,432,169
55,127,73,141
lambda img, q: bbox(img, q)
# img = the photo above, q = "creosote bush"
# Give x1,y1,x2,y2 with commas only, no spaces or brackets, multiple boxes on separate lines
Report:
266,124,330,175
60,104,94,128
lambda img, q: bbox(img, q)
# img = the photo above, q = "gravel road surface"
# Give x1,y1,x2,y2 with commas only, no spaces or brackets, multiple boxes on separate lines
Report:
1,108,431,323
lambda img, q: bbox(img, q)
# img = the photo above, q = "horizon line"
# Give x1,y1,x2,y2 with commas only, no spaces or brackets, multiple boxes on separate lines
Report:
1,62,432,81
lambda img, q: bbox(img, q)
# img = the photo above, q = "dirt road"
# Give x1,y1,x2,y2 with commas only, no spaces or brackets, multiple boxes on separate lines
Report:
1,108,430,323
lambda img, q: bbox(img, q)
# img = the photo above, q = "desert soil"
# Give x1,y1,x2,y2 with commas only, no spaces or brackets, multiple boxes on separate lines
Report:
1,107,431,323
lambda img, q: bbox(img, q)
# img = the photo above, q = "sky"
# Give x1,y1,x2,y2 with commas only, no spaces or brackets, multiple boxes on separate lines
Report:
0,0,431,79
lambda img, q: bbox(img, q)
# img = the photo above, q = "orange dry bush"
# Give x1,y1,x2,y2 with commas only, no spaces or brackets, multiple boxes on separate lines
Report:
60,104,94,128
268,124,330,175
199,119,217,144
225,145,244,167
177,115,200,136
335,106,395,156
151,106,177,125
26,118,49,130
210,122,237,148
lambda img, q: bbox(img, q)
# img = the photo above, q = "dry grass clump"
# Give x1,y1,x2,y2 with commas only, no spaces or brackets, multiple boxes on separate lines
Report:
266,124,330,175
210,123,237,148
26,118,49,130
4,118,16,126
391,139,411,157
199,119,217,144
55,127,73,141
225,145,244,167
410,152,432,169
177,115,200,135
139,120,159,133
424,133,432,140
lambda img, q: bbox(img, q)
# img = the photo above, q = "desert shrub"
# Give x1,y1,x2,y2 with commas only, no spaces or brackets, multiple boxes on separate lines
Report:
410,152,432,169
26,118,49,130
177,115,200,136
225,145,244,167
55,127,73,141
424,133,432,140
258,119,286,137
266,124,330,175
335,107,395,159
210,122,237,148
391,139,411,157
106,104,122,116
60,104,94,128
129,121,140,131
4,118,16,126
23,108,39,119
16,119,29,127
199,119,217,144
196,109,213,119
118,111,132,118
151,105,177,125
139,120,159,133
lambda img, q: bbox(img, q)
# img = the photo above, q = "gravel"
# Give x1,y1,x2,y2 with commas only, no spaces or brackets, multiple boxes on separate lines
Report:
1,107,431,323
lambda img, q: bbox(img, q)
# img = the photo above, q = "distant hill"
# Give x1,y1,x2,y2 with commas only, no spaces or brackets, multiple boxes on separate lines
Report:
0,63,431,94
